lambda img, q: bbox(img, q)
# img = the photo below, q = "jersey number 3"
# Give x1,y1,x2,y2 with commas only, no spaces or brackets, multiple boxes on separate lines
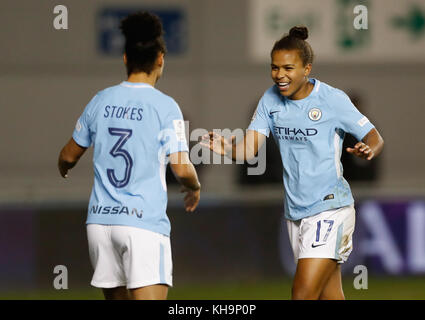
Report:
107,127,133,188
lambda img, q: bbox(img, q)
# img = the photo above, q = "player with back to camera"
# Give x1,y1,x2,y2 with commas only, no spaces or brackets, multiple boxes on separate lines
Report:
58,11,201,300
201,26,384,300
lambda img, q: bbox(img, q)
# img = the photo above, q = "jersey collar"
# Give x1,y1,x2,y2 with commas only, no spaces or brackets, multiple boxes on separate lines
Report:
284,78,320,106
120,81,154,89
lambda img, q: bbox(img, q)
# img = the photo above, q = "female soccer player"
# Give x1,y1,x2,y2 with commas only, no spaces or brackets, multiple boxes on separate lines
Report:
58,12,201,300
201,26,384,300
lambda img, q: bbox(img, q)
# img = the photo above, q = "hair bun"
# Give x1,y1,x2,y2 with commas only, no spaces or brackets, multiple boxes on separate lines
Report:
120,11,163,43
289,26,309,40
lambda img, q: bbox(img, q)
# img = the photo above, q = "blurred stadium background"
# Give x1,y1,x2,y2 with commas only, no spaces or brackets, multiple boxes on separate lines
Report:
1,0,425,299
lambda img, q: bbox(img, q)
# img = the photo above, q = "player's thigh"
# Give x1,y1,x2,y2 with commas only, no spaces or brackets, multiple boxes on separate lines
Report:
319,264,345,300
292,258,338,300
129,284,168,300
111,225,173,289
298,205,356,262
87,224,126,288
102,286,129,300
286,219,302,263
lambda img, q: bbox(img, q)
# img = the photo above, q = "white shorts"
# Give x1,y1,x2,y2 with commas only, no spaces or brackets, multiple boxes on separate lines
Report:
286,204,355,264
86,224,173,289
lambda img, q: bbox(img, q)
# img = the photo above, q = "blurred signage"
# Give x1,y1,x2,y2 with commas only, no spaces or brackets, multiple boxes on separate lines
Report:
356,201,425,274
97,7,188,56
279,200,425,275
0,210,36,289
249,0,425,63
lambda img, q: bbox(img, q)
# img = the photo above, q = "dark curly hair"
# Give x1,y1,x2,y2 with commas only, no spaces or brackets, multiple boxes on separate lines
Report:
271,26,314,66
120,11,167,76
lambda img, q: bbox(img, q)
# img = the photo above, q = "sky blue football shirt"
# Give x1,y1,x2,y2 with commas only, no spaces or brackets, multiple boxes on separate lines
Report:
72,81,188,236
248,78,375,221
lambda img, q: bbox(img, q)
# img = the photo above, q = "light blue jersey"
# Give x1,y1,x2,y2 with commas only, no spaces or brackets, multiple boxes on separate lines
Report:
248,79,375,221
72,81,188,236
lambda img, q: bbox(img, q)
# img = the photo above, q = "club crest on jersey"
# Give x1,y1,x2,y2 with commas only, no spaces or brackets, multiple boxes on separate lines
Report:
308,108,322,121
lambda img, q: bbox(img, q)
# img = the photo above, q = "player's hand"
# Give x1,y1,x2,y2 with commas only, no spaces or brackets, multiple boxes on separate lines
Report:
181,186,200,212
346,142,375,160
200,132,235,156
58,165,69,178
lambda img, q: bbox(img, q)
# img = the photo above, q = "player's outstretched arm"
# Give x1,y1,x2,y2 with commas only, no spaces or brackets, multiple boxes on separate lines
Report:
58,138,87,178
169,152,201,212
346,128,384,161
200,129,266,162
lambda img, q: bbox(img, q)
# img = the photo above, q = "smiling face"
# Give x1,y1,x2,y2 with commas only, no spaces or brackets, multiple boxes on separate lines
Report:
271,49,312,100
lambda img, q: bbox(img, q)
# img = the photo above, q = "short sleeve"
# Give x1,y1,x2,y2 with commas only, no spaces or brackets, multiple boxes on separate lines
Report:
159,99,189,156
247,97,271,137
333,92,375,141
72,94,99,148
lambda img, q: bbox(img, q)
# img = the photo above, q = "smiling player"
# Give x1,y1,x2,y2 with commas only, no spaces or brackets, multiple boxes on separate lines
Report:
201,26,384,300
58,11,201,300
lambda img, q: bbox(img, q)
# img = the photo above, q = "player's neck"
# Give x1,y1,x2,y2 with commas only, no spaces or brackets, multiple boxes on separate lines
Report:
127,72,158,87
289,79,314,100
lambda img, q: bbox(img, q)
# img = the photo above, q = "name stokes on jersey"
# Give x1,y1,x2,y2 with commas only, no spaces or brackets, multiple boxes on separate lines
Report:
90,205,143,219
104,105,143,121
